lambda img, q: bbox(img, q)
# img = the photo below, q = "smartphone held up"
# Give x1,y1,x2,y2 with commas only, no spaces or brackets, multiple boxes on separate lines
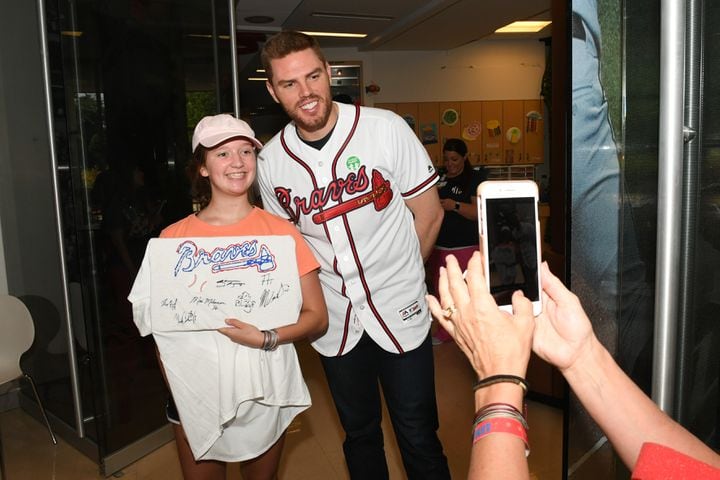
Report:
477,180,542,316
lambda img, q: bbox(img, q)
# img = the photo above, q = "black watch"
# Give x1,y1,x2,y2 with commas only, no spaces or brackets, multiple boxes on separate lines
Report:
454,202,461,211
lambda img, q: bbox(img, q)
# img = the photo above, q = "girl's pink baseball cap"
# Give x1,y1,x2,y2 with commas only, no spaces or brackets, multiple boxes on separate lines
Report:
191,114,263,152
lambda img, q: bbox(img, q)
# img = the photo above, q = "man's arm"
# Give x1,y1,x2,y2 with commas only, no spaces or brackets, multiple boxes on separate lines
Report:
405,187,443,261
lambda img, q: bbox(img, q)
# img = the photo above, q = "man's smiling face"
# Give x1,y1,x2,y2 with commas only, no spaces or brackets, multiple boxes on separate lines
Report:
266,48,336,140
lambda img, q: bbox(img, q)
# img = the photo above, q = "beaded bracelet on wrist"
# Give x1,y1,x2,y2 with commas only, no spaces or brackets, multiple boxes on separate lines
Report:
474,402,529,431
472,374,528,394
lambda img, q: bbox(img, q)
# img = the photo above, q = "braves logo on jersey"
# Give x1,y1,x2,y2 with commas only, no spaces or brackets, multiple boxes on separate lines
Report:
274,166,393,225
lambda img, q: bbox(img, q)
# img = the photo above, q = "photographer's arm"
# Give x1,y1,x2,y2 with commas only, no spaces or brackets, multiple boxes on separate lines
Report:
428,252,532,480
535,264,720,470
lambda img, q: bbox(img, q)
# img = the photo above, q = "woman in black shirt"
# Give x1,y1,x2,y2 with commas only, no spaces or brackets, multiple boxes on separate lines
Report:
428,138,487,344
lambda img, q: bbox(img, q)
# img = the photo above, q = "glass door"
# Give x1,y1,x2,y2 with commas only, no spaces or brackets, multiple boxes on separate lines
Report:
567,0,720,477
39,0,236,472
676,0,720,448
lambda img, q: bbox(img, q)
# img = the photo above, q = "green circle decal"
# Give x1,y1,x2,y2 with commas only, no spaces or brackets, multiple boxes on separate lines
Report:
442,109,459,126
346,156,361,170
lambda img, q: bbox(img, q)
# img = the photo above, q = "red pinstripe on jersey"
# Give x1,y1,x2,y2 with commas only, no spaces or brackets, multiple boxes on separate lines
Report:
403,171,439,197
278,105,404,354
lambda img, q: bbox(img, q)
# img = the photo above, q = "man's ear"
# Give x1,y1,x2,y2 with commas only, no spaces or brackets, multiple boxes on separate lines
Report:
266,80,280,104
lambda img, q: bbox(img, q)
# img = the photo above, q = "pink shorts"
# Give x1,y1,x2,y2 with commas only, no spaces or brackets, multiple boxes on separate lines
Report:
427,245,478,296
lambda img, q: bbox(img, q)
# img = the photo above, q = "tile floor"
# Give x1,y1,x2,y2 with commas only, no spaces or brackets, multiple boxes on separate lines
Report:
0,340,563,479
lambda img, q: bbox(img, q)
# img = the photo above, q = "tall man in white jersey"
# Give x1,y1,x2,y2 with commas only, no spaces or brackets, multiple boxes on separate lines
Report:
257,31,449,479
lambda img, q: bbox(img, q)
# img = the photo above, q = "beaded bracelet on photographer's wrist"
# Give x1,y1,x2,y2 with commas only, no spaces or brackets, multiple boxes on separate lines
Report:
472,374,528,395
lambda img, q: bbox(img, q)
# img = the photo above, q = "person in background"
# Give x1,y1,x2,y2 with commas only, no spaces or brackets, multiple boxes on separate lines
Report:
131,114,328,480
427,252,720,479
427,138,487,345
257,31,449,480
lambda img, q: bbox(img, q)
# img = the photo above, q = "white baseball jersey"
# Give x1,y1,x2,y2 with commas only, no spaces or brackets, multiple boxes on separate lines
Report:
258,102,438,356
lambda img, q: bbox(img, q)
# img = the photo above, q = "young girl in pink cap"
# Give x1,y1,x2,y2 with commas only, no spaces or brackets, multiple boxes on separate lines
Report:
132,114,328,480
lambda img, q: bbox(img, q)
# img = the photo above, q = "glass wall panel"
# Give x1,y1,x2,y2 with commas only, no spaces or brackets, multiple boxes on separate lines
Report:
568,0,720,477
619,0,659,401
612,0,720,454
681,0,720,448
568,0,657,477
42,0,234,465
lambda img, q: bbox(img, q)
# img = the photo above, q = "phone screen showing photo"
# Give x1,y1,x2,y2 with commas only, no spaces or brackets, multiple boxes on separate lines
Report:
485,197,539,302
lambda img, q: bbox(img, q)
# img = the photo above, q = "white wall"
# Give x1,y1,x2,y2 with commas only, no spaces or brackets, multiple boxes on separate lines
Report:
0,27,10,296
324,38,546,105
0,0,65,308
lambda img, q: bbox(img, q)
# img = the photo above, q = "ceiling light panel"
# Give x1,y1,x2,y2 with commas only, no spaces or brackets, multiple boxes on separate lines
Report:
311,11,394,21
495,20,551,33
300,31,368,38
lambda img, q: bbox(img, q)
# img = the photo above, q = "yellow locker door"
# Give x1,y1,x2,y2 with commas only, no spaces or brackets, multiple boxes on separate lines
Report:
481,101,503,164
395,102,420,137
460,101,484,165
523,99,544,164
502,100,524,164
418,102,441,165
374,103,397,113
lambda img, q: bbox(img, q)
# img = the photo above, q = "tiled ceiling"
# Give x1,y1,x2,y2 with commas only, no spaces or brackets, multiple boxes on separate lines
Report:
234,0,552,51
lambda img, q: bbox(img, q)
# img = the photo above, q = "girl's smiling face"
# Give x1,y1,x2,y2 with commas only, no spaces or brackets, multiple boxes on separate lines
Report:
201,138,257,199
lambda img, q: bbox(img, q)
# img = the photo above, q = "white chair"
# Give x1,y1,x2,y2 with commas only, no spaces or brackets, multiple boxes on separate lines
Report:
0,294,57,445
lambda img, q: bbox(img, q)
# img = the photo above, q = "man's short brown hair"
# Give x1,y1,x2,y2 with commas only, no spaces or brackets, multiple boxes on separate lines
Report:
261,31,328,82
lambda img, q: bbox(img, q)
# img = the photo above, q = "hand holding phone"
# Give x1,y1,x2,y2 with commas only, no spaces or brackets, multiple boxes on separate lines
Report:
477,180,542,315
